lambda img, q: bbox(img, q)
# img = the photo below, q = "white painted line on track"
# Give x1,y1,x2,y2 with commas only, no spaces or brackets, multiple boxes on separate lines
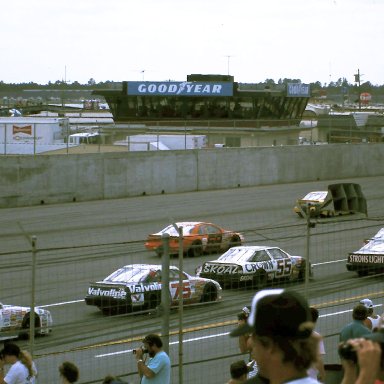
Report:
95,332,230,358
39,299,84,308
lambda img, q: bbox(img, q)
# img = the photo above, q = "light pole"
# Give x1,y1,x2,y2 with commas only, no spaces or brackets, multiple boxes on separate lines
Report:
225,55,231,76
354,69,361,111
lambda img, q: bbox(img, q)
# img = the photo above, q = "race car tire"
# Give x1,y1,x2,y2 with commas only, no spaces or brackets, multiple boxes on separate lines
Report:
200,284,218,303
155,246,163,257
147,292,161,309
20,313,41,339
357,270,369,277
228,235,242,249
252,271,267,289
188,241,203,257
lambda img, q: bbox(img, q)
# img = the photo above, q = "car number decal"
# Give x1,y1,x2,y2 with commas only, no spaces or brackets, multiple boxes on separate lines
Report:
170,281,192,300
276,259,292,276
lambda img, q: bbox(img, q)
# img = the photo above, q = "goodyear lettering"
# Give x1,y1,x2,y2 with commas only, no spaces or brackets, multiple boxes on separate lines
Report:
126,282,162,293
202,264,239,274
349,255,384,264
137,82,222,95
88,287,127,299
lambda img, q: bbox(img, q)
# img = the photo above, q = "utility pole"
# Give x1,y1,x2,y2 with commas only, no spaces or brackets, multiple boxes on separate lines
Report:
354,69,361,110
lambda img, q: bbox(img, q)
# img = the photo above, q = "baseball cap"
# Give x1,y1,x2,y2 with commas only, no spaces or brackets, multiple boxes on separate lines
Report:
230,289,313,338
242,306,251,315
359,298,373,309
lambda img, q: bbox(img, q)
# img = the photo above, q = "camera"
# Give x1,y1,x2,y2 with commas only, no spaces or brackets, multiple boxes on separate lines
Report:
132,347,148,355
338,342,358,363
338,336,384,364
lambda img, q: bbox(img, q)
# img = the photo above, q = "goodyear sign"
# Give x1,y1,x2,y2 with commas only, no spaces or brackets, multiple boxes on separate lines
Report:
127,81,233,97
287,83,310,97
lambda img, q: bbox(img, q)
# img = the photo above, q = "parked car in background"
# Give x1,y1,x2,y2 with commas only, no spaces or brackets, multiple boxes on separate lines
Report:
0,302,52,341
196,246,308,289
145,221,244,257
85,264,222,315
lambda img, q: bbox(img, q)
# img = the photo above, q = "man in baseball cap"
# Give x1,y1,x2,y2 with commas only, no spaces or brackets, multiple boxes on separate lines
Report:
230,289,321,384
360,298,382,330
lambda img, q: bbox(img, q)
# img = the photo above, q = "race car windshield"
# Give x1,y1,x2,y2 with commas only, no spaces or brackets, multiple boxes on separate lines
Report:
158,224,195,236
104,267,150,283
301,191,328,202
217,247,258,262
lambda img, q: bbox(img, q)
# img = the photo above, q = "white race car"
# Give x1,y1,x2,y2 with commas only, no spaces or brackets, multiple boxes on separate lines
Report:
196,246,308,289
0,302,53,341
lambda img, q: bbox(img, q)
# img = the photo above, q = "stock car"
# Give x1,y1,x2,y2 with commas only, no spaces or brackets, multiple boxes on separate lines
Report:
145,221,244,257
347,229,384,277
365,227,384,244
293,191,334,218
196,246,308,289
85,264,222,314
0,302,53,341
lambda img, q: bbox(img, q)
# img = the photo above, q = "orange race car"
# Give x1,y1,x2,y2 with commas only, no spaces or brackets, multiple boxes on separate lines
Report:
145,221,244,257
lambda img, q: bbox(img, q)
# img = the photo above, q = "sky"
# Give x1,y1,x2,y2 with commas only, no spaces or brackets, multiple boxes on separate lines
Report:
2,0,384,86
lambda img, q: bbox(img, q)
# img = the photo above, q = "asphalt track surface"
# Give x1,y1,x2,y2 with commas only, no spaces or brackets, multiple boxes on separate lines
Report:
1,175,383,383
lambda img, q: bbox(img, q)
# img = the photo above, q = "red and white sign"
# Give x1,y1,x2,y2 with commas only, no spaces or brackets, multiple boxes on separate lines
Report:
360,92,372,104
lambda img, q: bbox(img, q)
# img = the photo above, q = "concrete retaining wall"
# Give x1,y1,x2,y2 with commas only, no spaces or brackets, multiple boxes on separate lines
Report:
0,143,383,208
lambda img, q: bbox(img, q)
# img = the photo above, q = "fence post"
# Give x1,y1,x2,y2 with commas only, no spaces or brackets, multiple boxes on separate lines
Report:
30,235,37,357
161,234,170,354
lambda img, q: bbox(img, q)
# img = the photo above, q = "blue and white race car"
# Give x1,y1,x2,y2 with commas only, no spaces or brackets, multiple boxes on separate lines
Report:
85,264,222,314
196,246,308,289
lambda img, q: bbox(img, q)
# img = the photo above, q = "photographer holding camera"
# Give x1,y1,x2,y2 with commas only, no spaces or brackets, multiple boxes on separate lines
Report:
237,307,259,379
134,333,170,384
339,329,384,384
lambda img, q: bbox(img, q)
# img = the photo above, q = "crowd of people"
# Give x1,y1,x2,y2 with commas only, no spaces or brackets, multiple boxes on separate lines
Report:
0,294,383,384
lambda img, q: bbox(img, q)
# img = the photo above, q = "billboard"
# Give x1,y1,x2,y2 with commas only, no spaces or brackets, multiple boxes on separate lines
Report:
127,81,233,97
287,83,310,97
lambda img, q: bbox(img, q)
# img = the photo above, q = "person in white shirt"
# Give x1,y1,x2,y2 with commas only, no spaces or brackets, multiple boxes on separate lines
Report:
359,298,382,330
0,343,37,384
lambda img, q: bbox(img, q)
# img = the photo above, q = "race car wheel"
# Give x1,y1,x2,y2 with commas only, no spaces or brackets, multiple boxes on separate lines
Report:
228,235,241,248
188,241,203,257
357,270,369,277
147,293,161,309
200,284,218,303
252,271,267,289
20,313,40,339
155,246,163,257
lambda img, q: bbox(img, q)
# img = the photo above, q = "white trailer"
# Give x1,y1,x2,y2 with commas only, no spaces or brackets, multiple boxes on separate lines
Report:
114,134,207,151
0,117,69,154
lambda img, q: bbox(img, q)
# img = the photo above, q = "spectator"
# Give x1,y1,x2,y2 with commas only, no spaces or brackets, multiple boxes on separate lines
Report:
237,306,258,379
59,361,79,384
134,333,170,383
227,360,250,383
340,304,372,342
230,288,321,384
0,342,37,384
340,328,384,384
360,298,382,330
307,307,326,382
